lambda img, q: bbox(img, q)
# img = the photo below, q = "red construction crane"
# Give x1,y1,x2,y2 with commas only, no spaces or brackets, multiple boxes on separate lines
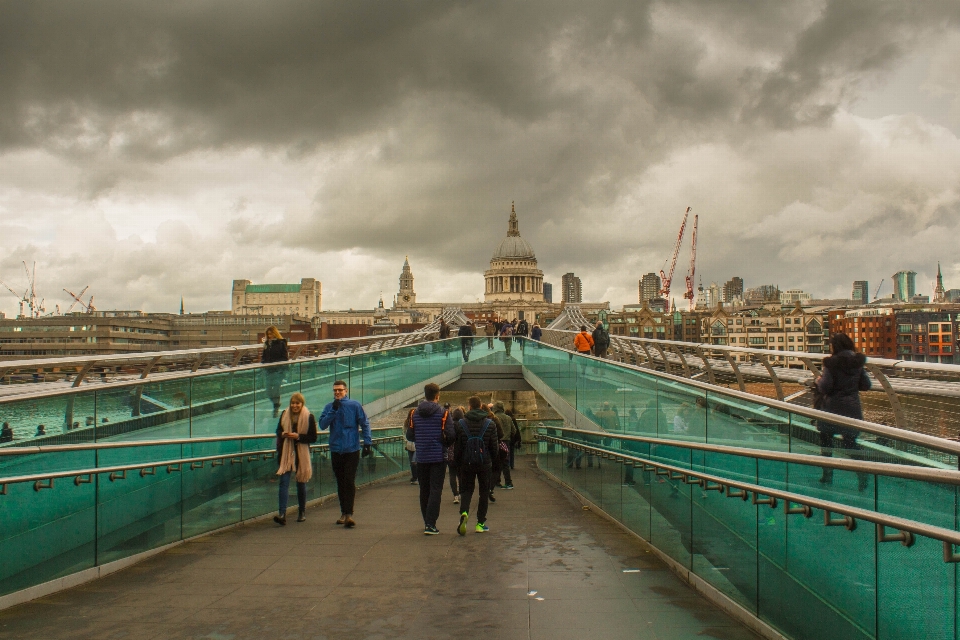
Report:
659,207,691,313
63,286,90,313
683,214,698,310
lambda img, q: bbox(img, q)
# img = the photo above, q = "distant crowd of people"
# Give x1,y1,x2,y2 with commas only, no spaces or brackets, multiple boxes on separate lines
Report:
437,317,542,362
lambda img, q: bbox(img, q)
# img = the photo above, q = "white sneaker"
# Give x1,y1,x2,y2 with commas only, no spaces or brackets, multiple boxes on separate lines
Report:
453,495,460,504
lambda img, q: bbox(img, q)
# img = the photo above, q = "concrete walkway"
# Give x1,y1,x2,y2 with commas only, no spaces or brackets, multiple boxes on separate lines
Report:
0,462,759,640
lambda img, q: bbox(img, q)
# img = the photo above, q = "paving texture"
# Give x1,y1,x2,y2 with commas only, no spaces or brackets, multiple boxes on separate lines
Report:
0,461,759,640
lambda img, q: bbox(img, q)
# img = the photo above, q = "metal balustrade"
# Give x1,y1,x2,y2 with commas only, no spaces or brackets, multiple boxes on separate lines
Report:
540,328,960,438
535,430,960,640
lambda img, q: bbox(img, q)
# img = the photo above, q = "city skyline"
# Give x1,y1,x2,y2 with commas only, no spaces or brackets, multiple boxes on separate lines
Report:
2,2,959,317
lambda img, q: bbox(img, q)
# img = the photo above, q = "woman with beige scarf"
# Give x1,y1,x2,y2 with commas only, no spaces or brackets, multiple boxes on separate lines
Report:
274,392,317,525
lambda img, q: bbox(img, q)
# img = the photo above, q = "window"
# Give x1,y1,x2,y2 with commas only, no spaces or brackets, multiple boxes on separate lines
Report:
944,324,953,332
749,337,765,345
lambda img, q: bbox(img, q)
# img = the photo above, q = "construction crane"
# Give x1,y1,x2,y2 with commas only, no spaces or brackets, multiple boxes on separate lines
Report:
0,261,44,318
659,207,691,313
873,279,884,301
64,287,96,313
682,214,699,310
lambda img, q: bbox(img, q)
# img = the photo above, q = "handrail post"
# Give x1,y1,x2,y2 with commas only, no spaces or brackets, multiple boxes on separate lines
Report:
865,363,908,430
695,346,717,385
724,352,746,392
757,355,784,401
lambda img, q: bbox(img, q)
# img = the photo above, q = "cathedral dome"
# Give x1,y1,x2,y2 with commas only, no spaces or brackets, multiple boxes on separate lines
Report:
491,203,536,261
492,235,536,261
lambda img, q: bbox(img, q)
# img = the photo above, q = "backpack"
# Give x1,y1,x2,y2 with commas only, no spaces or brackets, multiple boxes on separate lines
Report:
461,418,491,471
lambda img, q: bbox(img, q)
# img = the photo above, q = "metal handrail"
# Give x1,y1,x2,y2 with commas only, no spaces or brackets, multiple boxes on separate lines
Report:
0,331,443,395
536,434,960,560
0,335,452,404
0,426,403,456
547,426,960,484
0,435,404,490
525,338,960,457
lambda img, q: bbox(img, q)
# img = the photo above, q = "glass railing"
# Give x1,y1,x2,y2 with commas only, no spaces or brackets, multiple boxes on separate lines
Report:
0,432,408,599
536,433,959,640
0,338,471,446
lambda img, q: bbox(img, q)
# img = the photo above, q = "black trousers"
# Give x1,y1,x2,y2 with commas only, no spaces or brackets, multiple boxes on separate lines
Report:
447,461,459,495
331,450,360,515
418,461,447,527
460,338,473,362
459,466,492,524
496,453,512,486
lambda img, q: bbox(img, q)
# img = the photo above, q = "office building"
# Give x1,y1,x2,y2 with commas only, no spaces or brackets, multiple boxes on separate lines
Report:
561,273,582,303
543,282,553,304
722,277,744,303
852,281,869,303
639,273,662,304
232,279,321,316
893,271,917,302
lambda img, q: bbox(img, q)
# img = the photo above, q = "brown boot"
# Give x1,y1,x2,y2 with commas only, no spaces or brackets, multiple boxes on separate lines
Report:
343,515,356,528
336,514,346,525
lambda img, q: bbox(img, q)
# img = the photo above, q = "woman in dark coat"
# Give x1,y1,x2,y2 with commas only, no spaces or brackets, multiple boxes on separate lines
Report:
815,332,871,489
261,325,289,418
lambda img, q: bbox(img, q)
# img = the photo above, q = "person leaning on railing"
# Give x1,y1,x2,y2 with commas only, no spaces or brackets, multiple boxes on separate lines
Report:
814,332,871,491
261,326,289,418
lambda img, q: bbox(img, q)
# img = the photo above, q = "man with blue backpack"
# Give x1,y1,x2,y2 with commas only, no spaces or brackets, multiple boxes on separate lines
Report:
453,396,500,535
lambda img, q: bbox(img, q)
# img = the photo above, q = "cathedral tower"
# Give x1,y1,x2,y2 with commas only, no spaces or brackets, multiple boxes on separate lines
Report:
397,256,416,307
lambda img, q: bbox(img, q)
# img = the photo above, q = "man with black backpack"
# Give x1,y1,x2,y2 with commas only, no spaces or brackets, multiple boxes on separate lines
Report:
454,396,500,535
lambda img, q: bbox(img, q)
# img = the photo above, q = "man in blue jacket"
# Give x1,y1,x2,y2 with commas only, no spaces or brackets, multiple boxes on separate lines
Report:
319,379,372,528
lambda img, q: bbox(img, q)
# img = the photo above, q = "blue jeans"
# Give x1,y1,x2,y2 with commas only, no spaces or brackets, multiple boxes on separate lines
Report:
278,471,307,517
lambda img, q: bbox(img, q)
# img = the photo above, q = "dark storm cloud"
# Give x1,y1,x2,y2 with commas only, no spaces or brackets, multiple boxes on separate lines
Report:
1,0,959,311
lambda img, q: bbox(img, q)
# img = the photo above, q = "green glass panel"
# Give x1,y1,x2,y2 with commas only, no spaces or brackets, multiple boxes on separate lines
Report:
0,392,96,445
255,362,296,435
877,476,956,640
0,449,97,597
180,440,244,538
706,390,790,451
96,442,184,564
648,443,692,569
692,451,758,613
190,370,255,438
240,437,279,520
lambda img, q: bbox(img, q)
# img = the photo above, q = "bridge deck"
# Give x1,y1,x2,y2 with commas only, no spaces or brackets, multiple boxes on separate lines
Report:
0,464,757,640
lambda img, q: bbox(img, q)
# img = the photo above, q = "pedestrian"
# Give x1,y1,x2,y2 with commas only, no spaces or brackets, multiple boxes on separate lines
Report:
1,422,13,443
530,323,542,341
406,383,455,534
492,403,517,487
506,408,521,469
592,321,610,359
274,392,318,526
437,318,450,353
574,325,594,356
454,395,500,535
447,406,464,504
815,332,871,490
36,424,46,437
515,318,529,350
261,326,289,418
458,322,475,363
319,380,373,528
499,320,515,357
485,403,506,501
403,409,418,485
484,321,496,349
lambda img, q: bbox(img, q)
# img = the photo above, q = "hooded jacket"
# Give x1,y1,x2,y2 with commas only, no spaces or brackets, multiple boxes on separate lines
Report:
407,400,454,464
816,350,871,420
454,408,500,470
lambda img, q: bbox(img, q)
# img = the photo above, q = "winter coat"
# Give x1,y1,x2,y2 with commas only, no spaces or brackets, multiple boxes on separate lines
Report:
453,409,500,470
531,326,542,341
438,323,451,339
816,350,871,421
574,331,594,353
261,338,289,364
494,409,517,443
592,326,610,350
318,396,372,453
484,323,497,337
516,320,529,337
406,401,455,464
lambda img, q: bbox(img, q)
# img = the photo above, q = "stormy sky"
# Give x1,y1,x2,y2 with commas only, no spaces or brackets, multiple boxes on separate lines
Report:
1,0,959,317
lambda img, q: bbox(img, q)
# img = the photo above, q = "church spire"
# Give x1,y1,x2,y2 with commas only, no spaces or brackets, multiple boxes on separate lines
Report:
935,261,946,302
507,201,520,237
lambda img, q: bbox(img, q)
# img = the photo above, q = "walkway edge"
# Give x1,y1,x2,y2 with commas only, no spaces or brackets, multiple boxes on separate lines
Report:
0,470,408,613
536,463,786,640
